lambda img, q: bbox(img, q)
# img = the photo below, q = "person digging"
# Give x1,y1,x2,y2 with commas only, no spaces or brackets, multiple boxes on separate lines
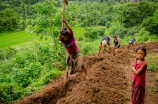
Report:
128,38,136,50
97,36,113,57
113,35,121,55
59,18,88,79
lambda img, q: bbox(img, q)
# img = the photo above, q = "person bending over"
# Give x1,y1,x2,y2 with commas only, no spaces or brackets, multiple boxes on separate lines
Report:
98,36,113,56
113,35,121,55
128,38,136,49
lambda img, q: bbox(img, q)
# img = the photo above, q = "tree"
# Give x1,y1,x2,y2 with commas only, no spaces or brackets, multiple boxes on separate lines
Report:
118,2,157,28
21,2,27,29
141,8,158,34
0,8,18,32
32,0,62,50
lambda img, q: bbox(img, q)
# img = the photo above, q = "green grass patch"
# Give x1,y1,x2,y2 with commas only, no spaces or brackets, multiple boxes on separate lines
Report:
124,95,130,100
147,62,157,71
146,53,158,72
0,31,39,49
77,36,103,56
72,27,85,39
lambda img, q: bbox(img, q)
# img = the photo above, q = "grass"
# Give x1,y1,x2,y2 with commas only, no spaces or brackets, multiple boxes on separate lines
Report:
147,63,157,71
146,53,158,72
0,31,39,49
124,95,130,100
72,27,86,39
77,36,103,56
0,27,85,49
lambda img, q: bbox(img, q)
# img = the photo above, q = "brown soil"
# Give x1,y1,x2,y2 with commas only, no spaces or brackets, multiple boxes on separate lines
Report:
9,42,158,104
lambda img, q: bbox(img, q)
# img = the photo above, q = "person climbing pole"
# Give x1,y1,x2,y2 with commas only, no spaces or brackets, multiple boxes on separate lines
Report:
59,17,88,79
112,35,120,55
97,36,113,56
128,38,136,49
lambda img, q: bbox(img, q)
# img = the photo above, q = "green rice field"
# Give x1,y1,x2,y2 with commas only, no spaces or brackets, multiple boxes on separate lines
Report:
0,27,86,49
0,31,38,48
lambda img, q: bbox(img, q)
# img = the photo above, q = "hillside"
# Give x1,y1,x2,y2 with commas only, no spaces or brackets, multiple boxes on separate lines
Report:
10,42,158,104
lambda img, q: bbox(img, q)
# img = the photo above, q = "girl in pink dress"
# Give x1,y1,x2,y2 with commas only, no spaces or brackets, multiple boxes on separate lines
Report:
129,47,148,104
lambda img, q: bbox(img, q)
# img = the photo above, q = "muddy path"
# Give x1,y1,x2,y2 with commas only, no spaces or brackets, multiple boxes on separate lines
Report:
10,42,158,104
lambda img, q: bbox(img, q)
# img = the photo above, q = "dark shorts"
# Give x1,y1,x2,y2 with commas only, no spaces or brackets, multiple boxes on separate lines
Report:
115,45,120,49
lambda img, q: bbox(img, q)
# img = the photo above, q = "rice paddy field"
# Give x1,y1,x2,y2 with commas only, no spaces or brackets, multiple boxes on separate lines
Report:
0,27,86,49
0,31,39,49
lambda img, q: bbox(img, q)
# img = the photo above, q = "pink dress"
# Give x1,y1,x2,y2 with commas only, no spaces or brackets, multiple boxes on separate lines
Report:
132,59,148,104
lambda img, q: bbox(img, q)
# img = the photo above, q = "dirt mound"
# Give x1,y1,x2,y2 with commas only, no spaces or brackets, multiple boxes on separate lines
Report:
10,42,158,104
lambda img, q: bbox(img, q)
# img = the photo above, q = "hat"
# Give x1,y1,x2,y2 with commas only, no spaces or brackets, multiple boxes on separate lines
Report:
102,40,107,48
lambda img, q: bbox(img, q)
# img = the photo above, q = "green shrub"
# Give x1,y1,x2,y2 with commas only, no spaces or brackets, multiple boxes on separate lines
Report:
84,27,105,39
105,21,111,28
0,48,17,61
147,63,156,71
79,37,83,41
84,31,91,38
98,28,105,36
115,27,128,38
0,39,66,103
99,15,113,26
106,22,122,37
82,45,92,55
141,8,158,35
135,28,150,42
87,27,98,39
120,35,132,45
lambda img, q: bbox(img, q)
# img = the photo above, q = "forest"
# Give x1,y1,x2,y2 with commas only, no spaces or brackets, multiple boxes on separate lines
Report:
0,0,158,103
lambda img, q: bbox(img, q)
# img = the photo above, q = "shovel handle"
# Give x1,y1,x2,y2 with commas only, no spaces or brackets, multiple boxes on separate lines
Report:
62,2,65,28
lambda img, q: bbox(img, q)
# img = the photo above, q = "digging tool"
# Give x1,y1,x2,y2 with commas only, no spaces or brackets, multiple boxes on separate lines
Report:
62,0,68,28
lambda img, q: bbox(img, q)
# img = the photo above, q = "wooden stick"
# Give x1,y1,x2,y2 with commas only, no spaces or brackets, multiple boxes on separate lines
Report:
62,1,65,28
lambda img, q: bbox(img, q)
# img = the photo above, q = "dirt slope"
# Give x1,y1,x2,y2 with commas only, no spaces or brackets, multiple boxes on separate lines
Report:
10,42,158,104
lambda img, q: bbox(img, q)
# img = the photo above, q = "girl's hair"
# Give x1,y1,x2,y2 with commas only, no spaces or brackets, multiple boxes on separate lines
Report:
136,47,146,56
61,27,70,37
64,27,67,30
113,35,117,39
61,27,71,43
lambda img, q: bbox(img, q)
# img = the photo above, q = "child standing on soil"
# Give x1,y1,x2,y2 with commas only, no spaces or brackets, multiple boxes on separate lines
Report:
59,18,88,79
129,47,148,104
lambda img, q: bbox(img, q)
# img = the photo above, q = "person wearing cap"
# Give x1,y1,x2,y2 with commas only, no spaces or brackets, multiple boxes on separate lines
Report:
113,35,120,55
128,38,136,49
59,17,88,79
97,36,113,56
